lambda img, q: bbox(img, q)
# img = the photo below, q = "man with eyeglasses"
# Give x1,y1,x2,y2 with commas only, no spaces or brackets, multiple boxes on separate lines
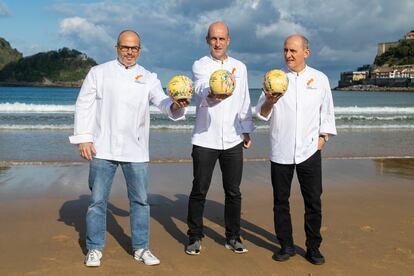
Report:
69,30,188,267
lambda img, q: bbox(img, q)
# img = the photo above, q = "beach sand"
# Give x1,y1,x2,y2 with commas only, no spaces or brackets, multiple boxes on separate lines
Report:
1,159,414,275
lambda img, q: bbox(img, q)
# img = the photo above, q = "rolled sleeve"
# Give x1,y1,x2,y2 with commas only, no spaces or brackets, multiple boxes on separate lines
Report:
69,134,94,144
255,92,272,121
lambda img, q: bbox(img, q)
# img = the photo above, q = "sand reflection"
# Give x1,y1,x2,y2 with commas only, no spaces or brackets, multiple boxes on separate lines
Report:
374,158,414,180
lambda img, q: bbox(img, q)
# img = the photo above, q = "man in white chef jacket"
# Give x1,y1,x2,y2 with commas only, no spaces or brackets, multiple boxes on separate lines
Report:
69,30,187,267
185,21,255,255
256,34,336,265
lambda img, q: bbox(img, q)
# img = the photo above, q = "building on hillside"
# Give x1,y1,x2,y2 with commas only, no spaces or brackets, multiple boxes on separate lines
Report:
371,66,414,79
338,71,369,87
377,29,414,56
377,42,399,56
405,30,414,40
338,66,414,88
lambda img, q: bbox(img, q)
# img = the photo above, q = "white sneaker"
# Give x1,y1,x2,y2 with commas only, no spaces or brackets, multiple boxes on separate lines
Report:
134,249,160,266
84,249,102,267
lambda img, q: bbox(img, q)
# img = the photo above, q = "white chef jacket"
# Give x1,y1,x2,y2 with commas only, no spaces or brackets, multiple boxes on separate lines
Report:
191,55,255,150
69,59,185,162
256,65,337,164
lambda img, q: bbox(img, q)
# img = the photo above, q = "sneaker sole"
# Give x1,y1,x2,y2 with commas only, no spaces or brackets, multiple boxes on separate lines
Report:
185,245,202,255
134,257,160,266
273,254,295,262
225,243,248,254
305,256,325,265
85,261,100,267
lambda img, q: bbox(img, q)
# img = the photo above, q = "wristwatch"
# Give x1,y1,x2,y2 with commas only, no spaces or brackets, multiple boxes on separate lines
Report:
319,134,329,142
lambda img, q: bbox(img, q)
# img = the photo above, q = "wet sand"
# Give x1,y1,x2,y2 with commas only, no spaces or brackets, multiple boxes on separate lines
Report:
2,128,414,162
0,159,414,275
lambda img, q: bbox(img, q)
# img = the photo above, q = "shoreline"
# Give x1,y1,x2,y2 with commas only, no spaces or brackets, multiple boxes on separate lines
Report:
334,85,414,92
1,155,414,167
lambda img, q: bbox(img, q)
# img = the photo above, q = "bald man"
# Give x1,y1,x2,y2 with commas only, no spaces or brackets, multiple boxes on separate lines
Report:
186,21,255,255
70,30,187,267
256,35,336,265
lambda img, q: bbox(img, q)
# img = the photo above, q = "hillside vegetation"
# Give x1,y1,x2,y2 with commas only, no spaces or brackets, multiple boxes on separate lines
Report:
374,40,414,66
0,38,22,70
0,47,97,84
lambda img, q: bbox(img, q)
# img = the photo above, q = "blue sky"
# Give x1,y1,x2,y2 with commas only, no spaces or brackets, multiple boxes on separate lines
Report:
0,0,413,87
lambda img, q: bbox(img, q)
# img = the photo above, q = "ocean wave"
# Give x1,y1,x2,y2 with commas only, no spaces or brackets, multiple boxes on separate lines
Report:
336,124,414,129
0,124,74,130
335,106,414,114
2,123,413,131
0,103,74,113
336,115,414,121
2,102,414,115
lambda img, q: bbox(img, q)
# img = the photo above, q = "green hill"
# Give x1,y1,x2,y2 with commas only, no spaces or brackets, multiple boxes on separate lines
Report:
0,47,97,86
374,40,414,66
0,37,22,70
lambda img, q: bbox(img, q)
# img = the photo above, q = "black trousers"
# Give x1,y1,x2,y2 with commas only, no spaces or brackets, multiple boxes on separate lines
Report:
187,143,243,240
271,150,323,249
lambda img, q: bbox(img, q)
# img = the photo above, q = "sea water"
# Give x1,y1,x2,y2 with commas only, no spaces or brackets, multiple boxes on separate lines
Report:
1,86,414,162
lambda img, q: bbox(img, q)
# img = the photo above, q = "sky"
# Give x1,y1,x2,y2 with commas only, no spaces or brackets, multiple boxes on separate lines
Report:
0,0,413,88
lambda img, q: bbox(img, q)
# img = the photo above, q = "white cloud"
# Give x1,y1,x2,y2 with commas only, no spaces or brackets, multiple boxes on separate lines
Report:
46,0,413,87
256,20,308,40
0,2,10,16
59,17,113,44
59,17,114,62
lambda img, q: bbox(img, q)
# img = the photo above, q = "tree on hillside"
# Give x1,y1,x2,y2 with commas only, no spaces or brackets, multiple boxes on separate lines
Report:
374,40,414,66
0,37,22,70
0,48,97,83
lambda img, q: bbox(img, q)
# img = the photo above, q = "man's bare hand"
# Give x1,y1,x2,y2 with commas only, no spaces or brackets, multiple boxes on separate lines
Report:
171,99,190,111
264,91,283,104
79,142,96,161
208,91,232,101
317,137,326,150
243,133,252,149
260,91,284,117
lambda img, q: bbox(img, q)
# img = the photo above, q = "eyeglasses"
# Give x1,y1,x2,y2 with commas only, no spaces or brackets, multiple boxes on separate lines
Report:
117,45,140,53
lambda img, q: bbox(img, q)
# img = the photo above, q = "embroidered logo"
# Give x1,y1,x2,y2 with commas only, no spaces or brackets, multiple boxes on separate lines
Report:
231,67,236,75
306,78,317,90
135,74,143,81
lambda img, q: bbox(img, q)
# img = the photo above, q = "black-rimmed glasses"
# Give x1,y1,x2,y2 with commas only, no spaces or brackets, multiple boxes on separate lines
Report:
117,45,140,53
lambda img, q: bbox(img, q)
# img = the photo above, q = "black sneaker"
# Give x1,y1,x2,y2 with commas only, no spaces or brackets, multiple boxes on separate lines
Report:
225,237,248,254
185,239,202,255
305,248,325,265
273,246,296,261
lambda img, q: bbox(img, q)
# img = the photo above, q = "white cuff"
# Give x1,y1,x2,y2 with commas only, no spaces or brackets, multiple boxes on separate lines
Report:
69,134,94,144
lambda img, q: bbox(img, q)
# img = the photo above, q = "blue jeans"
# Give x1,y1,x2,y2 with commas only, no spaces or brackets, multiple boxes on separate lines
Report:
86,158,149,251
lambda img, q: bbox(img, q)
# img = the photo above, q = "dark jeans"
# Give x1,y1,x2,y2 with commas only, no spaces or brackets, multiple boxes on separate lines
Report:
187,143,243,240
271,150,323,249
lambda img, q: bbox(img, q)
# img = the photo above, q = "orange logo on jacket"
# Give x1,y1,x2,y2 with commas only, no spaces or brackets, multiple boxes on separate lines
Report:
135,74,143,81
307,78,314,86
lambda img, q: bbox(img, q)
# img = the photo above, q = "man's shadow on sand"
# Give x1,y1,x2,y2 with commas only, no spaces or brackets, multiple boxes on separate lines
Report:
149,193,286,253
58,195,131,254
58,194,306,257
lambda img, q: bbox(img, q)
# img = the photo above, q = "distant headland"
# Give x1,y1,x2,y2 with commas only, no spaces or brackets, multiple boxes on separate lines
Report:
0,37,96,87
335,30,414,91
